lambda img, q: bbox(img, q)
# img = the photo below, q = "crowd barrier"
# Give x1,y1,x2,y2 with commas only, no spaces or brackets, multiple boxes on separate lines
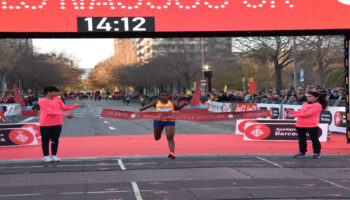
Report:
209,102,346,134
0,104,24,122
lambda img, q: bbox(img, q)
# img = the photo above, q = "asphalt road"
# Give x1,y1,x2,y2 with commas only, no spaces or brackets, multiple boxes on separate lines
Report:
1,155,350,200
22,99,235,137
4,100,350,199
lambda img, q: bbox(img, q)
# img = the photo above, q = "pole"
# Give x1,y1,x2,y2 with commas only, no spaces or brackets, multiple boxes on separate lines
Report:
293,37,298,90
242,77,246,91
201,38,205,92
344,36,350,144
208,74,212,92
201,38,204,79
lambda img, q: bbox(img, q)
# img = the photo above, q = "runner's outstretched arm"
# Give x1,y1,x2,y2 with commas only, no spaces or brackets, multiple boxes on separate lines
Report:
139,101,157,111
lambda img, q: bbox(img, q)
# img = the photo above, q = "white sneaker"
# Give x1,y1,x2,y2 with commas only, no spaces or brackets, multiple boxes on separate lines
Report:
43,156,53,162
51,155,61,162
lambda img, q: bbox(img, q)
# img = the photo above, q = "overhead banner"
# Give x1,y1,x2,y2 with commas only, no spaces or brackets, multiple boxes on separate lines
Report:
1,0,350,32
101,109,271,122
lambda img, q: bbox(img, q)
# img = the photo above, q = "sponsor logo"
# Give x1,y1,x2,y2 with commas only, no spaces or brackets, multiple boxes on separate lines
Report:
9,129,34,145
238,120,258,134
22,124,41,138
228,114,242,119
245,124,271,140
319,111,332,125
334,111,345,127
234,103,257,112
235,104,246,112
131,114,143,118
271,107,280,119
223,104,232,112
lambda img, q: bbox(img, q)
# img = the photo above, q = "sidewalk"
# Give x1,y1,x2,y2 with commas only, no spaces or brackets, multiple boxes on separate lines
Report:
1,134,349,160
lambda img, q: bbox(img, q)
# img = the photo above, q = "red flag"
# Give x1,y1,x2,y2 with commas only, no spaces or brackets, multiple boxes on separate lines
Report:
249,81,257,95
190,82,201,106
13,84,26,107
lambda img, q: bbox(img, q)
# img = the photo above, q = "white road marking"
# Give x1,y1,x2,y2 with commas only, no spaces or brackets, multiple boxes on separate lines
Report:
131,181,143,200
318,177,350,192
256,157,283,168
87,190,130,194
0,193,41,197
60,192,84,195
5,163,117,169
104,121,109,124
109,126,116,130
19,117,35,123
117,159,126,170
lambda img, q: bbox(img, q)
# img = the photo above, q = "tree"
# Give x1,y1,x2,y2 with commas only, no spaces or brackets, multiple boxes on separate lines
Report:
233,37,294,90
297,36,343,88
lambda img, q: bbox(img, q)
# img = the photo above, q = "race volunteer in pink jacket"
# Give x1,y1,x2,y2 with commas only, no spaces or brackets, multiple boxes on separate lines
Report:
38,86,84,162
287,92,328,159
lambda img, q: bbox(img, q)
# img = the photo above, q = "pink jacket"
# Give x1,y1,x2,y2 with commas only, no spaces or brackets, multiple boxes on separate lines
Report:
39,97,79,126
288,102,322,127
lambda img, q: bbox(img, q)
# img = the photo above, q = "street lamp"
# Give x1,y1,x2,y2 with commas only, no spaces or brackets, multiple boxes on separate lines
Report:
203,65,210,71
201,65,210,92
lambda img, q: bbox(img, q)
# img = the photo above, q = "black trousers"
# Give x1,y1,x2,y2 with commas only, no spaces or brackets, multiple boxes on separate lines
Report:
40,125,62,156
296,127,321,154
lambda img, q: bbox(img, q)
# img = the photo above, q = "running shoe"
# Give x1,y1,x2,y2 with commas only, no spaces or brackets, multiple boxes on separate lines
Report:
294,152,306,158
312,153,321,159
168,152,176,160
42,156,53,162
51,155,61,162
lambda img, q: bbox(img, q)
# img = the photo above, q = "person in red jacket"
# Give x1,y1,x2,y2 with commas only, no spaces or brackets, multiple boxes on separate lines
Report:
38,86,85,162
287,92,328,159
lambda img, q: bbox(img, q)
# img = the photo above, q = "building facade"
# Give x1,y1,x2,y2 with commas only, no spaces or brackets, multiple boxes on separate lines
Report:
114,38,138,65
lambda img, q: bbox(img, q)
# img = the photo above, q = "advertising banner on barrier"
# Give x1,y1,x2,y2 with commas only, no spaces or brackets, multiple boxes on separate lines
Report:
243,122,328,142
0,127,39,147
281,104,346,134
257,103,281,119
0,123,41,138
322,106,346,134
208,102,223,113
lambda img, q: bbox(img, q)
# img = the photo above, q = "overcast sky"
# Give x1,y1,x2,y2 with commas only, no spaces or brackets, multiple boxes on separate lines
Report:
32,39,115,68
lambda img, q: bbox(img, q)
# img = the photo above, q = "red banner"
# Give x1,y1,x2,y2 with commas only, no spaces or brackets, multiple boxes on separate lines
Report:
1,1,350,32
101,109,271,121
